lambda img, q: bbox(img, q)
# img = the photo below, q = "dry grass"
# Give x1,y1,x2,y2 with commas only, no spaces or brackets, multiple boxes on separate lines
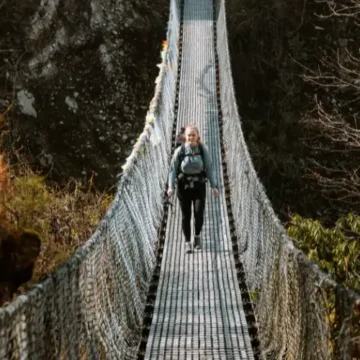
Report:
0,155,113,285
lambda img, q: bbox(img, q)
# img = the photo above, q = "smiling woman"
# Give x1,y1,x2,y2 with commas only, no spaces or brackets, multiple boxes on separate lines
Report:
167,123,219,253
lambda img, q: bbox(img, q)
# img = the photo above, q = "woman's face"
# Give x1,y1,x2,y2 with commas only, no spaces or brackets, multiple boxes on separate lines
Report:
185,127,199,146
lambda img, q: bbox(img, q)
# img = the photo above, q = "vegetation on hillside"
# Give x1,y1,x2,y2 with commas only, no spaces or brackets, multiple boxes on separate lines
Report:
227,0,359,221
227,2,360,356
227,0,359,281
0,0,167,306
288,213,360,291
0,147,113,305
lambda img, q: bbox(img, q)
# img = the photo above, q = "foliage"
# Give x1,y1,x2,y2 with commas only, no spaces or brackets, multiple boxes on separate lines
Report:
226,0,360,220
0,158,113,288
287,213,360,291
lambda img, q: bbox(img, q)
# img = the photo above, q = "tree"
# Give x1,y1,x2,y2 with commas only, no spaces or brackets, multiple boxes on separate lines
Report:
299,1,360,205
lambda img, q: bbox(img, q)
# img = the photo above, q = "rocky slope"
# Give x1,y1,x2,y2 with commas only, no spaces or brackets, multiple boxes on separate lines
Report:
0,0,168,189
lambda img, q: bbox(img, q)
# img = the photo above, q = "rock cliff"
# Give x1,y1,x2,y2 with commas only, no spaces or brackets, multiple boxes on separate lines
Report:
0,0,168,188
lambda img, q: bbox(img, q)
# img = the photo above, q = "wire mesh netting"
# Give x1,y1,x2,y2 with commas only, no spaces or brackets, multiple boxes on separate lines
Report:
215,0,359,359
0,0,181,357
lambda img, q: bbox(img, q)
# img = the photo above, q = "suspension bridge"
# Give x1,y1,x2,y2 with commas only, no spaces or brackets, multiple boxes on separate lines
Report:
0,0,357,359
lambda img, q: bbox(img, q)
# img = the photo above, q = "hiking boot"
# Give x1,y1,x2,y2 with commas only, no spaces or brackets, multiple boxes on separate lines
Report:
194,235,201,250
185,242,192,254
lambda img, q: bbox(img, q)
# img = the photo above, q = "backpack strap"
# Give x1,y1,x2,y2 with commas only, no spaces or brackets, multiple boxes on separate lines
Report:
198,144,206,177
198,143,204,161
177,143,186,175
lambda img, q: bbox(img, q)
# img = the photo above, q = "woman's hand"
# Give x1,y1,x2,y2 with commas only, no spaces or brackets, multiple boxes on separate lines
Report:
167,188,174,198
212,188,219,198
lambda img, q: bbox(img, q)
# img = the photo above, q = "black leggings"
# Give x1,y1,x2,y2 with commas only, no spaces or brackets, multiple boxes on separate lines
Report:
177,182,206,243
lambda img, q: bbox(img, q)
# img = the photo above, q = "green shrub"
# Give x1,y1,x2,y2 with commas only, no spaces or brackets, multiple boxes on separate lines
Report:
1,167,113,283
287,213,360,291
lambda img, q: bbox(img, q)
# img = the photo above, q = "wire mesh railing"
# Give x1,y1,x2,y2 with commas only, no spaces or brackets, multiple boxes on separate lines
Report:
0,0,181,358
215,0,359,359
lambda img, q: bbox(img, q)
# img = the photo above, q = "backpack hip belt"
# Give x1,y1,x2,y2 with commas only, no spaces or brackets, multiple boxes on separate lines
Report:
178,172,207,189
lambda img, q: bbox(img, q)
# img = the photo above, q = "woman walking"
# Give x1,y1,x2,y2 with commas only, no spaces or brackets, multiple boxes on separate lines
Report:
167,124,219,253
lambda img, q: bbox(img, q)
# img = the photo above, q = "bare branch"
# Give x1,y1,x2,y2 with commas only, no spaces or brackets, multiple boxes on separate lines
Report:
300,49,360,93
306,159,360,202
315,0,360,21
302,96,360,149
